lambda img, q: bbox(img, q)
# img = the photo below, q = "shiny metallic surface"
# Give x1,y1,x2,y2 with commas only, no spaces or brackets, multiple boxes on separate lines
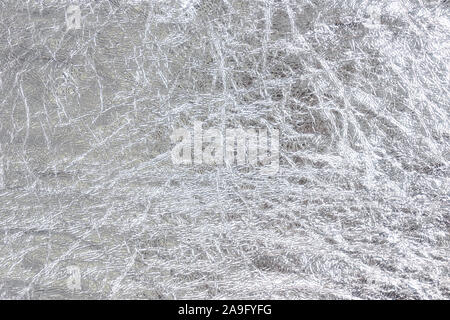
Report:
0,0,448,299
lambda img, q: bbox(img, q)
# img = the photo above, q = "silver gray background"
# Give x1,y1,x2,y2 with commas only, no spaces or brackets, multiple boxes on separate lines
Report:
0,0,448,299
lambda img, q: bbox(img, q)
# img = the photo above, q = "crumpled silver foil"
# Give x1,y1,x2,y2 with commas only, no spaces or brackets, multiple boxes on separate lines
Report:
0,0,449,299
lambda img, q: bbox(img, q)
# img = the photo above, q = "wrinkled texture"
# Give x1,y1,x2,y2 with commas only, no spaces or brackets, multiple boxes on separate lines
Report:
0,0,449,299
